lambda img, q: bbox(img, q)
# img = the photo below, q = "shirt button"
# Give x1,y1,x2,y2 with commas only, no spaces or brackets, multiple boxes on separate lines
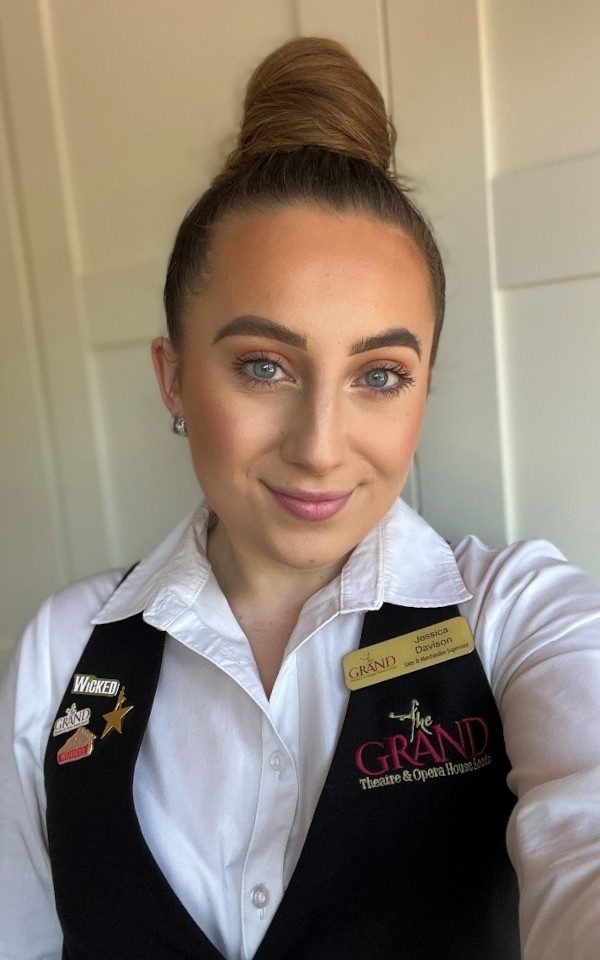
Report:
269,752,283,777
250,884,270,910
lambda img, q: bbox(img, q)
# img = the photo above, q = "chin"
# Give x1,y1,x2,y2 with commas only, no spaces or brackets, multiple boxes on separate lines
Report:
264,532,356,569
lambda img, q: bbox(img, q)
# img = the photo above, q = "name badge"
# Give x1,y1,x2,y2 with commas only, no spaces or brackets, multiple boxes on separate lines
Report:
343,616,475,691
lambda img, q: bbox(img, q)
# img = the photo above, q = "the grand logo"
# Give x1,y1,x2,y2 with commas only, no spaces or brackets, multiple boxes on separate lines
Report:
347,653,397,681
53,702,91,737
388,697,433,742
354,697,491,784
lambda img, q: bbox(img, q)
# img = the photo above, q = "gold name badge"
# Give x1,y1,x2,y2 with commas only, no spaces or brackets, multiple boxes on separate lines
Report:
343,616,475,691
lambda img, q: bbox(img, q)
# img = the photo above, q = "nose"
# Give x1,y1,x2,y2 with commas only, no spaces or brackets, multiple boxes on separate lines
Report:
280,382,346,475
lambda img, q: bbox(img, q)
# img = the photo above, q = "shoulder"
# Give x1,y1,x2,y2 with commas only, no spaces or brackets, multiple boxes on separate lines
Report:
452,534,600,699
43,567,128,635
26,566,129,664
4,568,128,746
452,533,599,608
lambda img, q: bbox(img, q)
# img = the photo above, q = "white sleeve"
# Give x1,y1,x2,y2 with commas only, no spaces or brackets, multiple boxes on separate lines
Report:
457,537,600,960
0,599,62,960
0,569,123,960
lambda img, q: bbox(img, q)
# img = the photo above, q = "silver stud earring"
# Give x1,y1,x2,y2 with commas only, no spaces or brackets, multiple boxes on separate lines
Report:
172,415,188,437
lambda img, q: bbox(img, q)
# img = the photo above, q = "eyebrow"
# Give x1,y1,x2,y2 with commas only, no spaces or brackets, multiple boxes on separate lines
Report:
211,314,422,360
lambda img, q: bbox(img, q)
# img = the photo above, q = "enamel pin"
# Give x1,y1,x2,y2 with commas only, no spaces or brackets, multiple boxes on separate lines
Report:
53,702,91,737
71,674,120,697
101,686,134,739
57,726,96,765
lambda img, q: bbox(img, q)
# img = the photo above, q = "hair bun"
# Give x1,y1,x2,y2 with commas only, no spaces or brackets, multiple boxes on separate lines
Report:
224,36,395,176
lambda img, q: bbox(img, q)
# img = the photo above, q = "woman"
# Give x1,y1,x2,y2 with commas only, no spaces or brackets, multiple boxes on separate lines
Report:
1,36,599,960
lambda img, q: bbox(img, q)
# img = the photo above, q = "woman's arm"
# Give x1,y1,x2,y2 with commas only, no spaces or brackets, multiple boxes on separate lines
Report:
0,570,124,960
0,598,63,960
458,537,600,959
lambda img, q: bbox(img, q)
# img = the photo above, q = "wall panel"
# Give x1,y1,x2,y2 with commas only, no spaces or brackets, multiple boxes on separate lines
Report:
386,0,505,543
482,0,600,578
494,153,600,288
481,0,600,176
0,0,110,578
0,64,66,668
500,278,600,577
92,343,201,565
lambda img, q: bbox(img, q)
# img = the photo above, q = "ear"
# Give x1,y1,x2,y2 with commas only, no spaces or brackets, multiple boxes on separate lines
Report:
151,337,182,417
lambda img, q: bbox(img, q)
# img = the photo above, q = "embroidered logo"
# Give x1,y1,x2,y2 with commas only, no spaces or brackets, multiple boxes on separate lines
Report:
53,702,91,737
354,698,492,791
388,698,433,742
71,674,120,697
57,726,96,765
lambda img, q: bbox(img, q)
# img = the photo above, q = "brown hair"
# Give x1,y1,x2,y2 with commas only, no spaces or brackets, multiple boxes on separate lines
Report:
164,37,446,364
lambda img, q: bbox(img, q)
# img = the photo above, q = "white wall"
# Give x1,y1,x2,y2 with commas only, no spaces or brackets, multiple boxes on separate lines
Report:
1,0,599,672
480,0,600,575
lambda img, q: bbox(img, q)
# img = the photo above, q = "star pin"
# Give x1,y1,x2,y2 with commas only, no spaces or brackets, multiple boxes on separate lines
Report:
101,686,134,740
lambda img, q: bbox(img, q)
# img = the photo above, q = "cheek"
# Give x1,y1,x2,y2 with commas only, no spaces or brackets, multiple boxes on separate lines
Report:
366,400,427,466
189,393,241,459
403,406,427,450
186,389,278,463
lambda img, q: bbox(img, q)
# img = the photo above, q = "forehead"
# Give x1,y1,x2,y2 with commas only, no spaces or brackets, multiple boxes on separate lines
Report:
212,205,427,283
203,204,433,319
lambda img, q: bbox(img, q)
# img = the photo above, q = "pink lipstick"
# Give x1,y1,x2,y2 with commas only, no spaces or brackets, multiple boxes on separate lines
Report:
264,484,353,521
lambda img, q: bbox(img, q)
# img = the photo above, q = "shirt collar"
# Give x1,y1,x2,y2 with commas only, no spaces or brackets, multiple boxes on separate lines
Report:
340,497,472,610
92,495,471,627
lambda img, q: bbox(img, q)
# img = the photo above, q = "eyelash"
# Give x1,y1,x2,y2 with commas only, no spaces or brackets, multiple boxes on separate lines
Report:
231,351,416,397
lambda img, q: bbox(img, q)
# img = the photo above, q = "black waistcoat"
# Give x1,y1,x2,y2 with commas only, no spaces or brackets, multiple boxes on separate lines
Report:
44,602,521,960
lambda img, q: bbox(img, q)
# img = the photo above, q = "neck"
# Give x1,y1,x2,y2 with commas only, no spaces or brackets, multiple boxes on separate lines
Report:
205,519,349,612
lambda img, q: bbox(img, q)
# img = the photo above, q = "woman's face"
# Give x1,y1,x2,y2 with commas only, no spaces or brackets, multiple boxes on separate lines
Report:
153,204,435,576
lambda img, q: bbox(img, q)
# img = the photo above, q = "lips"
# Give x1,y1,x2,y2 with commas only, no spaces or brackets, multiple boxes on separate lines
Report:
264,483,353,521
265,484,353,502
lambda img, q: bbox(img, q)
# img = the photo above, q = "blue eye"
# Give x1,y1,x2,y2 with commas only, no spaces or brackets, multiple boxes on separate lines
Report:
360,364,416,396
365,369,390,388
252,359,278,379
231,352,286,390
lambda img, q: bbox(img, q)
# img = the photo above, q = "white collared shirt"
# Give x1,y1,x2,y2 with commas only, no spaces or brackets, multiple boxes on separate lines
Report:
1,495,600,960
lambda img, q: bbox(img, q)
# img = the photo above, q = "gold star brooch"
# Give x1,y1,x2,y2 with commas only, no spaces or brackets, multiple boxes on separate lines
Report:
101,686,134,739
